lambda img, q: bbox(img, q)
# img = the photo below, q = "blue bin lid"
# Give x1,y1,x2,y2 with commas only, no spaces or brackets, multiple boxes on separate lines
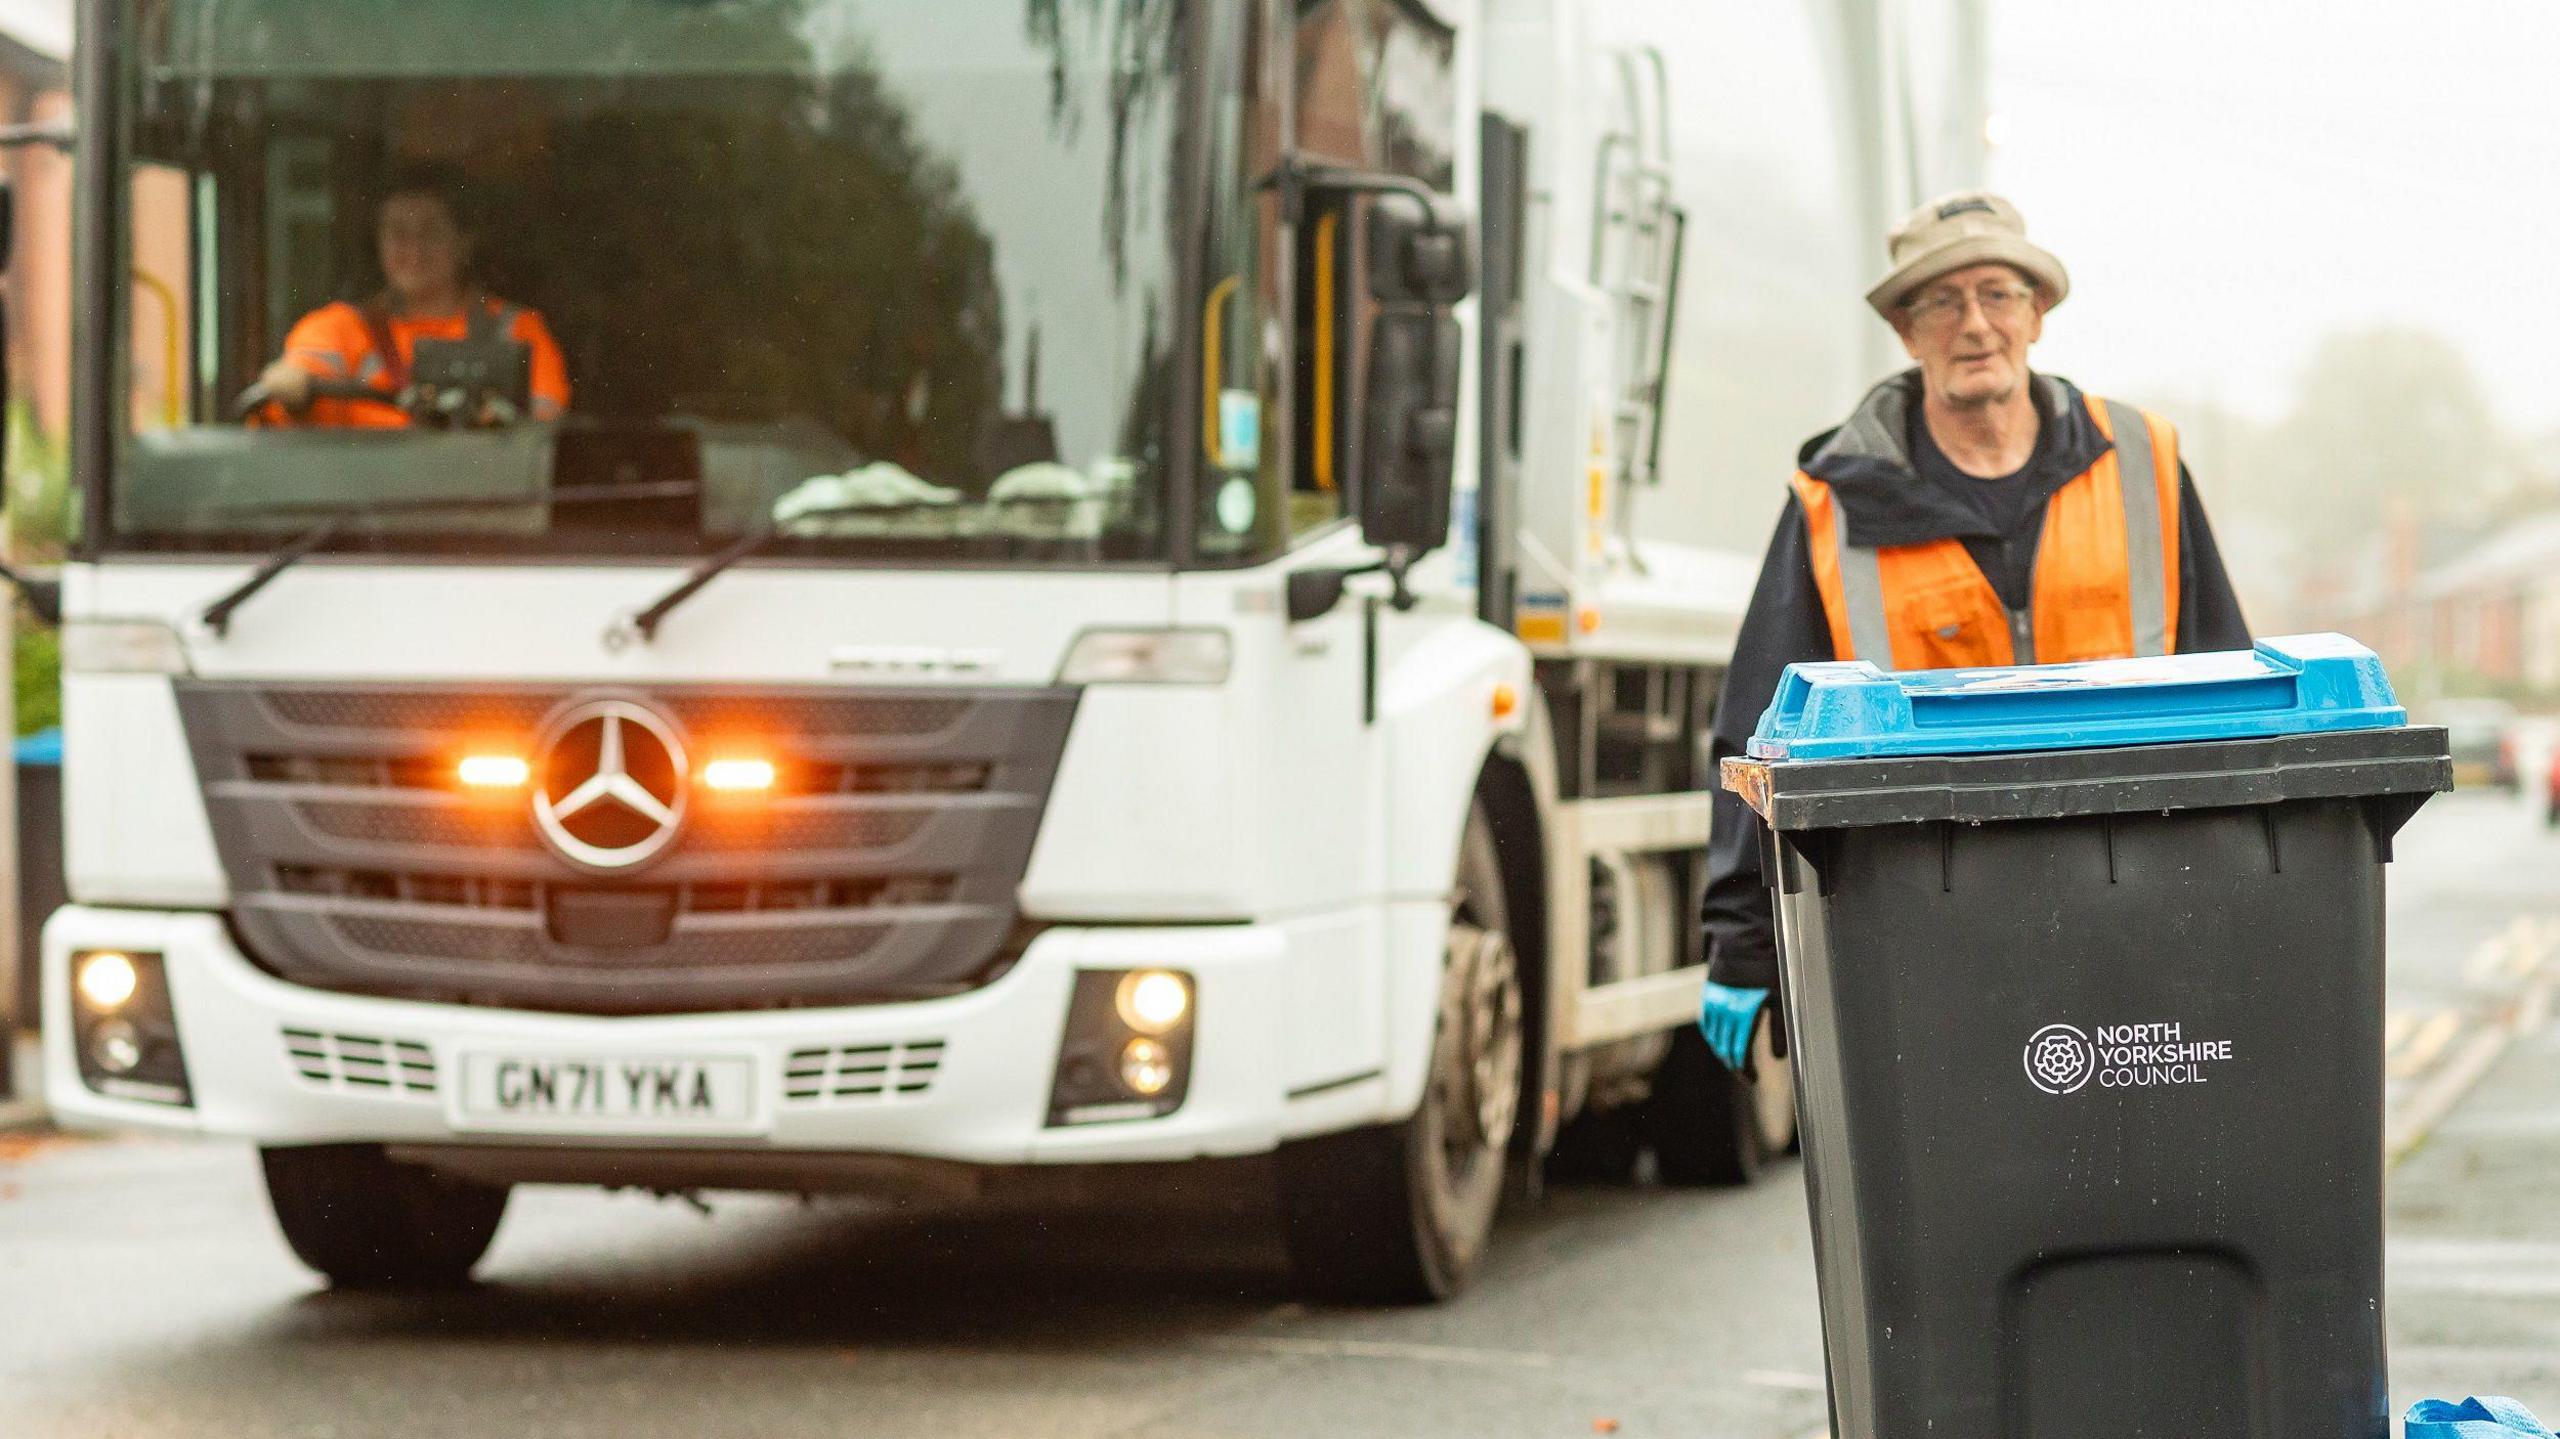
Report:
1747,633,2407,761
14,726,59,766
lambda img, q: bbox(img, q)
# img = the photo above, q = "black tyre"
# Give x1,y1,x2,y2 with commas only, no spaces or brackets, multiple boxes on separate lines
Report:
1644,1017,1795,1187
261,1144,510,1289
1279,802,1523,1304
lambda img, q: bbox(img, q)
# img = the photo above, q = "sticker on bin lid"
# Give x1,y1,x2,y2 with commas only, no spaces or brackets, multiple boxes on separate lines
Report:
1747,633,2407,761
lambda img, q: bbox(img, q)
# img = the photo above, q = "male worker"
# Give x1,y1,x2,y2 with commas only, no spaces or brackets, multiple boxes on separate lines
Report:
1697,191,2252,1073
253,164,569,427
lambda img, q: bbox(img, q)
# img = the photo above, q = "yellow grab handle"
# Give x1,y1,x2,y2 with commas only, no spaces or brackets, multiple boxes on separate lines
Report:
1201,273,1239,466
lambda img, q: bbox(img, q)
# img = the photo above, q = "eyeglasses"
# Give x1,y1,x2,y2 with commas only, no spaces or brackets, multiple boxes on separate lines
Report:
1903,283,2038,330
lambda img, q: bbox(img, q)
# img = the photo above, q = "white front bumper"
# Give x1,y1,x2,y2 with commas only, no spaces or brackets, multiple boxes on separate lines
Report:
40,905,1313,1167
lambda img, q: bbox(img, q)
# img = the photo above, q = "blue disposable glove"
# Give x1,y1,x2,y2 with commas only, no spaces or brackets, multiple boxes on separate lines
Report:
1698,982,1769,1076
2406,1396,2556,1437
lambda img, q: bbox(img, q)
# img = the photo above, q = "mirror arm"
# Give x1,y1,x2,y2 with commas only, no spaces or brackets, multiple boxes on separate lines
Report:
1256,153,1442,230
1380,544,1420,613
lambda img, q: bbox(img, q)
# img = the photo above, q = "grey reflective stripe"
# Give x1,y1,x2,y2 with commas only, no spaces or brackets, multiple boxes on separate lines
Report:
356,354,385,383
468,302,519,345
1830,502,1896,666
288,346,349,377
2103,399,2170,656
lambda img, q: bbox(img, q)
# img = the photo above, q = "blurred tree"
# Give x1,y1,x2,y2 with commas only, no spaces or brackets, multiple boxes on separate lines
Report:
496,1,1004,487
2254,328,2513,552
1023,0,1178,287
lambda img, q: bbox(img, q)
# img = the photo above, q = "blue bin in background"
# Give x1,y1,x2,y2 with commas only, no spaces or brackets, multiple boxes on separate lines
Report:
1723,636,2452,1439
14,725,61,1049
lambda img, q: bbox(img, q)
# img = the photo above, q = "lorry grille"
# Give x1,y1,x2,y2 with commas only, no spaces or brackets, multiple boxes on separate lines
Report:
281,1028,440,1096
782,1039,945,1104
175,681,1078,1015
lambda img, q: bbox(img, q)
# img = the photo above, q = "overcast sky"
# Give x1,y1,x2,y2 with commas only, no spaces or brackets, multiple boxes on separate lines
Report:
1989,0,2560,436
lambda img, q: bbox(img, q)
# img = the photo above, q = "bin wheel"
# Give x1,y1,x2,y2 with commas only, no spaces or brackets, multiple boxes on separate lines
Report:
261,1143,510,1289
1644,1017,1795,1187
1279,801,1522,1304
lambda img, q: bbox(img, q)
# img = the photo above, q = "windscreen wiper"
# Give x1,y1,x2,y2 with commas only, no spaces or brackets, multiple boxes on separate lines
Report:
197,480,701,638
618,499,961,644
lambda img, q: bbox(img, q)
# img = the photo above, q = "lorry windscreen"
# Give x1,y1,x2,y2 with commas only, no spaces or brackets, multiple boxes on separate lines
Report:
105,0,1187,564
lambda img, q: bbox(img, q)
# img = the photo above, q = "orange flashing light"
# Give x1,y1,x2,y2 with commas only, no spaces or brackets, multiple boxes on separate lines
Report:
701,757,778,794
1491,683,1520,722
456,754,530,789
1576,607,1601,635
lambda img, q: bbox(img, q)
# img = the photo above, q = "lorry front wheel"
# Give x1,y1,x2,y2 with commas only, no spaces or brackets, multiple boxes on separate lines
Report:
1278,801,1522,1304
261,1144,510,1289
1645,1016,1796,1186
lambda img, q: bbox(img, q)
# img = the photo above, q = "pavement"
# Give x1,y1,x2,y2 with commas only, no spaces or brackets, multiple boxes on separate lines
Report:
0,787,2552,1437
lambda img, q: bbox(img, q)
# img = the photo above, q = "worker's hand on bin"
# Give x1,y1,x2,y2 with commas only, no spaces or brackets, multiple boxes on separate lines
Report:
1698,982,1769,1077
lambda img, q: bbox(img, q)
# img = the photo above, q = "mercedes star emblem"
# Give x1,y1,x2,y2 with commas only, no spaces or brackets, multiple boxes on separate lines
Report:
531,699,689,871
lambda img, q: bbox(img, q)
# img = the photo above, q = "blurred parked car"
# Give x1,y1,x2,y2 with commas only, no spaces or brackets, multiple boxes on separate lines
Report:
2436,699,2520,790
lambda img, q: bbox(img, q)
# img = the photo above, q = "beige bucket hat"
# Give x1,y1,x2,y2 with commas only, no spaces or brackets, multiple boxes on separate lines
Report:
1866,190,2069,322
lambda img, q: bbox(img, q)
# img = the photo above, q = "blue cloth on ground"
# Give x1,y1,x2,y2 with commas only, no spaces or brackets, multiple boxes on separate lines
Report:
2407,1396,2555,1437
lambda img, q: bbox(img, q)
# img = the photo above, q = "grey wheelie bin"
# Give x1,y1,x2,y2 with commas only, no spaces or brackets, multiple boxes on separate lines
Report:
1721,634,2452,1439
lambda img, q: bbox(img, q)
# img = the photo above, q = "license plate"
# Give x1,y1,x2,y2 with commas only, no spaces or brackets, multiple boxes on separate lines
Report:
455,1053,759,1134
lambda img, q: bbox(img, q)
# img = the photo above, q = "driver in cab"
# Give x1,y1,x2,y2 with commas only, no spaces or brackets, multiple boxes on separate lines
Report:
252,165,570,428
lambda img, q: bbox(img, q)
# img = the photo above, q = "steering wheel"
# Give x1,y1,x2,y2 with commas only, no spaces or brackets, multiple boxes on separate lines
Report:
231,375,393,425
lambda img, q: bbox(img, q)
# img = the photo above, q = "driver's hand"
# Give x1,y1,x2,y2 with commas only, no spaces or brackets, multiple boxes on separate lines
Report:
255,360,314,410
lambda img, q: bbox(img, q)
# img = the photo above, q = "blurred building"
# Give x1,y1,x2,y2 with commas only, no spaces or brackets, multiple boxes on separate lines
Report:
0,0,69,447
2335,511,2560,701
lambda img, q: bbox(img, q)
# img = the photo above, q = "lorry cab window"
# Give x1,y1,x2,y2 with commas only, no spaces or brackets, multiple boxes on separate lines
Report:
109,0,1181,565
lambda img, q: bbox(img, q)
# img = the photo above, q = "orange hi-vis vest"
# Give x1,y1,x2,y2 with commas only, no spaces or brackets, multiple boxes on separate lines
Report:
1790,377,2182,671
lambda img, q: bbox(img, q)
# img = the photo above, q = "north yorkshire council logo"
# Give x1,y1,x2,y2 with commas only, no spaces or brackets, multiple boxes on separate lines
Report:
2024,1023,2096,1095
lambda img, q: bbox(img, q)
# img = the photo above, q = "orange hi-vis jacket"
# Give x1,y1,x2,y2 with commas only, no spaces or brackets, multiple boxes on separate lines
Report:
1789,374,2182,670
279,293,571,429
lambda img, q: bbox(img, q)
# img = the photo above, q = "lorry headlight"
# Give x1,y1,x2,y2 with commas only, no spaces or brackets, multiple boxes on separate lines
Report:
68,949,190,1106
88,1019,143,1075
75,950,140,1011
1115,969,1191,1035
62,619,190,675
1118,1037,1175,1097
1047,968,1196,1125
1056,628,1231,685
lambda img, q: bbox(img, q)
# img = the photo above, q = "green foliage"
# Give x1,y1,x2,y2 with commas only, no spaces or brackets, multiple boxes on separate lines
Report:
7,399,71,561
14,615,57,738
4,399,68,739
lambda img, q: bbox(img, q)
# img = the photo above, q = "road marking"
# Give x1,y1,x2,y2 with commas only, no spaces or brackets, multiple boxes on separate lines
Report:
1204,1334,1557,1370
2390,1010,2464,1080
1741,1370,1827,1392
2465,934,2514,985
2510,918,2558,979
2385,1011,2418,1054
2388,960,2560,1166
2392,1343,2560,1369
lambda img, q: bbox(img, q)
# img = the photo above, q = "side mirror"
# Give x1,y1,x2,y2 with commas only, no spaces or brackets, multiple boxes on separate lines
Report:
1353,192,1472,560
